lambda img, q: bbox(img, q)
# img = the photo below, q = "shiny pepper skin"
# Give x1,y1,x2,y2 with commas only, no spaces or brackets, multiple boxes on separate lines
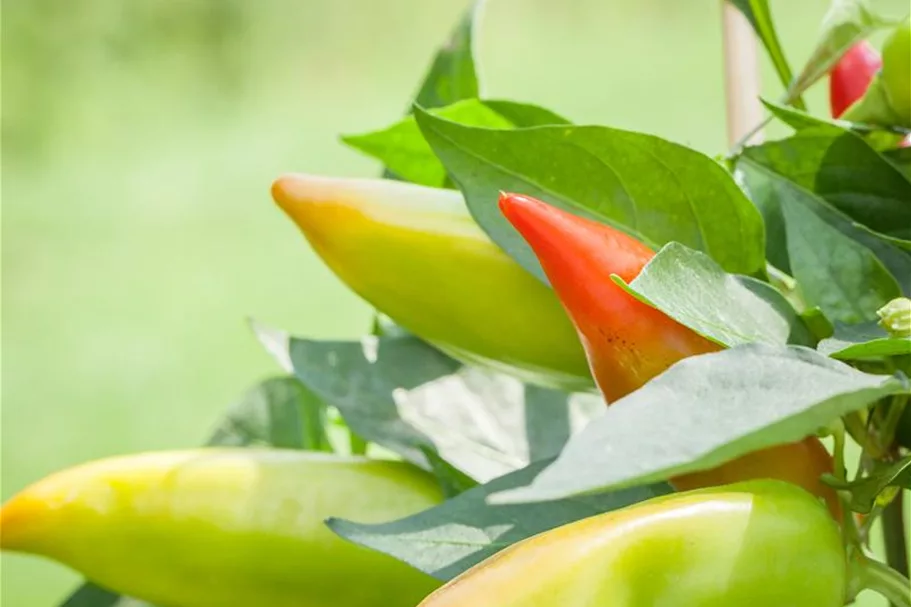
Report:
882,18,911,125
272,174,591,391
830,41,883,118
499,193,840,517
0,449,443,607
419,480,847,607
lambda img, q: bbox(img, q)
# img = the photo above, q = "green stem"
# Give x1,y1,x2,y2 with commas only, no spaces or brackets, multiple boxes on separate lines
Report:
349,431,369,456
862,558,911,607
884,490,910,580
881,397,909,449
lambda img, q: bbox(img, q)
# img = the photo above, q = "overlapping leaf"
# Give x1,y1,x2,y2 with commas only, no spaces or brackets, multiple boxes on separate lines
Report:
329,460,671,581
737,154,911,309
285,332,603,482
614,242,812,347
491,344,908,503
345,99,569,187
818,321,911,359
416,109,766,282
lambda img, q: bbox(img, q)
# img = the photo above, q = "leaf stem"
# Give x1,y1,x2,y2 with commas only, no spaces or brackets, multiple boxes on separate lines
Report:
884,487,909,582
861,557,911,607
881,397,909,449
349,431,369,456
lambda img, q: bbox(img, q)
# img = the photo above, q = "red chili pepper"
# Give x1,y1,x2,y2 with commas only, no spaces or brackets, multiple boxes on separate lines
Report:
830,41,882,119
499,192,840,518
499,193,717,403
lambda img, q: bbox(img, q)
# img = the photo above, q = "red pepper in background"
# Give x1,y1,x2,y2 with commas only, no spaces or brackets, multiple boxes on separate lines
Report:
830,41,910,147
830,41,883,118
500,193,840,517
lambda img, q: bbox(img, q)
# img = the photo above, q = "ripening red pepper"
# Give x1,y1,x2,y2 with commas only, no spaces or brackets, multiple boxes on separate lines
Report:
830,39,910,147
830,41,883,118
499,193,840,517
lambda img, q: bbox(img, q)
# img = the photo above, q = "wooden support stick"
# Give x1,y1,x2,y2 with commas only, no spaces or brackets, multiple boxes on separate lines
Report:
722,3,764,148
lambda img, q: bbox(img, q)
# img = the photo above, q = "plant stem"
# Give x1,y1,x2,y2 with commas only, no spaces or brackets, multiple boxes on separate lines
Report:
349,431,369,456
884,490,909,579
862,557,911,607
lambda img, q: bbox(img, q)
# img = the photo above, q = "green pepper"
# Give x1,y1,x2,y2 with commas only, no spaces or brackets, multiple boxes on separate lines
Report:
419,480,846,607
882,18,911,126
271,173,591,390
1,449,443,607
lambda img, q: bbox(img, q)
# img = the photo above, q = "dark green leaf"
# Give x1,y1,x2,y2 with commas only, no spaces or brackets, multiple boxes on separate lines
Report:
825,457,911,513
742,127,911,241
727,0,803,108
412,0,484,110
421,447,480,497
415,109,766,281
491,344,908,503
61,585,151,607
287,334,602,482
818,321,911,359
614,242,810,347
479,100,570,127
328,459,671,581
786,0,901,104
737,156,911,295
780,191,900,324
344,99,569,188
206,376,331,451
885,146,911,179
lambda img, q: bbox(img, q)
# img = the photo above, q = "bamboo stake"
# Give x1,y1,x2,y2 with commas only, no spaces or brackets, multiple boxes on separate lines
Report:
722,2,764,148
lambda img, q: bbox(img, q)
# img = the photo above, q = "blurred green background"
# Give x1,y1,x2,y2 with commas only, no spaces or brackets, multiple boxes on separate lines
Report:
2,0,907,605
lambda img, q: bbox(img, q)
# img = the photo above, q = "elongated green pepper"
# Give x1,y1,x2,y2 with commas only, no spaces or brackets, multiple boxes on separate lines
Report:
420,480,846,607
271,174,592,391
1,449,443,607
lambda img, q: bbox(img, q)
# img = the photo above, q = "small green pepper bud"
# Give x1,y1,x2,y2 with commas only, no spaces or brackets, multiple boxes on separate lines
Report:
877,297,911,338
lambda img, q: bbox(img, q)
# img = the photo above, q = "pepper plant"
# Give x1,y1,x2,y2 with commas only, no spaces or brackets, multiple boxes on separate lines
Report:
2,1,911,606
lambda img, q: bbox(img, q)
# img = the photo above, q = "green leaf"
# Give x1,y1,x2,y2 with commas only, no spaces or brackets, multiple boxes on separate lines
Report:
415,109,766,281
328,459,671,581
742,127,911,241
478,100,570,127
613,242,811,348
737,155,911,295
490,344,908,503
287,333,603,482
825,456,911,513
412,0,484,110
206,376,331,451
885,146,911,179
344,99,569,188
60,586,151,607
727,0,803,108
780,191,900,324
818,321,911,359
786,0,901,104
421,447,480,497
762,98,910,151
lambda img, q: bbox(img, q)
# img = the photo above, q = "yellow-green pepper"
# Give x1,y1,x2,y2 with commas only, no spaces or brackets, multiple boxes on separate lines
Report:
1,449,443,607
419,480,846,607
271,174,591,390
